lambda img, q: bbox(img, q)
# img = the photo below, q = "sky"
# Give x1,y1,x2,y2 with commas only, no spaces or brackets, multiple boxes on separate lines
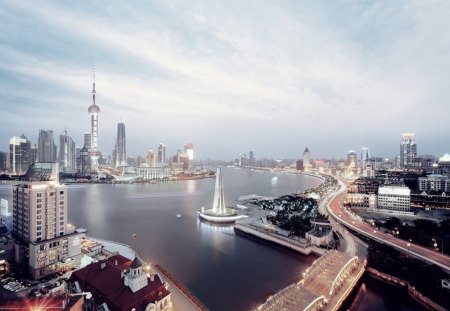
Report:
0,1,449,161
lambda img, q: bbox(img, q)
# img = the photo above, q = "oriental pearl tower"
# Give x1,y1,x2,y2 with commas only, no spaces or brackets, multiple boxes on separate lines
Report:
88,65,101,172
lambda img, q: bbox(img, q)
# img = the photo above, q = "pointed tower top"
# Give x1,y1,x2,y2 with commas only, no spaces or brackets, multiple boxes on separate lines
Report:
304,147,310,154
88,62,100,114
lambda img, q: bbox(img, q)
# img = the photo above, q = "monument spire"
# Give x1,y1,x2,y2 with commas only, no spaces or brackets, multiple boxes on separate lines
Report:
92,62,96,105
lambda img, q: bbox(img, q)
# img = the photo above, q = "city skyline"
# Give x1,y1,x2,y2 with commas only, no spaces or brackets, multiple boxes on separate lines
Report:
1,2,450,159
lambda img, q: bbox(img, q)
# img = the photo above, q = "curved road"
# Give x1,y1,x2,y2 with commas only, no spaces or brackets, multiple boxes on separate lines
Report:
327,179,450,273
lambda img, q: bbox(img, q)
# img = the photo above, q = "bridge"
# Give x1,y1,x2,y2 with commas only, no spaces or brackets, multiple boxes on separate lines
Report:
327,179,450,273
256,251,365,311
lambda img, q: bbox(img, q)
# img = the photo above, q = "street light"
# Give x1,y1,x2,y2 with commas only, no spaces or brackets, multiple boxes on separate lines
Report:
407,242,411,256
432,238,444,254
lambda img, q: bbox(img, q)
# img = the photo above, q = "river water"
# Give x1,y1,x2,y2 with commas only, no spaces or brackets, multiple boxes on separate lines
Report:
0,167,422,311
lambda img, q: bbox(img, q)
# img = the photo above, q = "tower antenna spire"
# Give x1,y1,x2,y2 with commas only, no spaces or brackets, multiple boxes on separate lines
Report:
92,62,96,105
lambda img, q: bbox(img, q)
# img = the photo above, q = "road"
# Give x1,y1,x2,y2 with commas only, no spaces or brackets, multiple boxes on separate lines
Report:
327,179,450,273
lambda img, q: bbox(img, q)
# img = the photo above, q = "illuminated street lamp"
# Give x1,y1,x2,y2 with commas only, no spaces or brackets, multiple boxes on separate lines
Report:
432,238,444,254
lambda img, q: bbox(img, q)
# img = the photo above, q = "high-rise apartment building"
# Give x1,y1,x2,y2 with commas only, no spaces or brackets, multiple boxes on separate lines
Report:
147,150,156,167
12,163,82,279
114,122,127,168
37,129,57,163
9,135,32,175
157,144,166,164
400,133,417,168
59,130,76,172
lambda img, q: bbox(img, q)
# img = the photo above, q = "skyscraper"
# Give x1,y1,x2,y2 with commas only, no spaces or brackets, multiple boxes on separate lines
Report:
361,147,370,170
347,150,357,168
303,147,310,170
12,163,82,279
83,132,92,149
0,151,10,173
87,66,101,171
184,143,194,171
37,129,56,163
158,143,166,164
400,133,417,168
9,135,32,175
59,130,76,172
114,122,127,168
147,150,156,167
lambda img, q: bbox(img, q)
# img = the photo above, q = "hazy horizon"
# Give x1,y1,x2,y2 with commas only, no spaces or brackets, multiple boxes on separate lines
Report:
1,1,450,160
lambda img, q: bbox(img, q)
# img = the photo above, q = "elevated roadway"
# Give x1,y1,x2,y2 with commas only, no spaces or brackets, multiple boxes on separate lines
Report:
327,179,450,273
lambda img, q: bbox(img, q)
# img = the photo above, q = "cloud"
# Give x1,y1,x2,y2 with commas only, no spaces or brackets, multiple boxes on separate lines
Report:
0,1,449,159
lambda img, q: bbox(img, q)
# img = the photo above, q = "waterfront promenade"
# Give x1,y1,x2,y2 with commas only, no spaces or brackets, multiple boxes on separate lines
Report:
241,173,366,311
256,250,365,311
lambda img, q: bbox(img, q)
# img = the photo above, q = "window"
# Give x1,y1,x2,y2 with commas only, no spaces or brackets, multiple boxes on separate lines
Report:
37,193,42,198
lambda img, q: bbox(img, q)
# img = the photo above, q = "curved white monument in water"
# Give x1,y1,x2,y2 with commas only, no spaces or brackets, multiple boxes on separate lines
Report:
198,168,247,223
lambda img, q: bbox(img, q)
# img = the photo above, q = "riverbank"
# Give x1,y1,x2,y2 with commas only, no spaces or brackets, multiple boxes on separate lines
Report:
366,267,446,311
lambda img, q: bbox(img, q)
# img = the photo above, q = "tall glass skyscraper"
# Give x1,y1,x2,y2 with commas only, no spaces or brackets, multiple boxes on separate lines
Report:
59,130,76,172
115,122,127,168
37,129,56,163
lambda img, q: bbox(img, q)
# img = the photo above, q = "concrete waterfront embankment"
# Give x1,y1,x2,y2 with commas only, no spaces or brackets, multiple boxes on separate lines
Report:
234,223,326,256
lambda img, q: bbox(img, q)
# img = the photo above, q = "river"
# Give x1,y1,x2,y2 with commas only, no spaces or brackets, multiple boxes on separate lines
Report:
0,167,422,310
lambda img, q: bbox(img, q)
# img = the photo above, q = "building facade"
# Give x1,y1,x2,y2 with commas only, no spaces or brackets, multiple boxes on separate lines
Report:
12,163,82,279
9,135,32,175
157,144,166,164
418,175,450,193
0,151,10,173
137,167,171,180
400,133,417,168
114,122,127,168
377,185,411,211
303,147,310,170
37,129,57,163
59,130,76,173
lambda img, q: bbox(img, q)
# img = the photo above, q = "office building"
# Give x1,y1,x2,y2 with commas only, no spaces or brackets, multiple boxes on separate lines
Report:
137,167,171,180
361,148,370,170
147,150,156,167
347,150,357,168
400,133,417,168
184,143,194,171
0,151,10,173
249,151,255,166
9,135,32,175
59,130,76,172
37,129,56,163
157,144,166,164
303,147,310,170
114,122,127,168
12,163,82,279
377,185,411,211
76,147,90,176
83,132,91,149
418,175,450,192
